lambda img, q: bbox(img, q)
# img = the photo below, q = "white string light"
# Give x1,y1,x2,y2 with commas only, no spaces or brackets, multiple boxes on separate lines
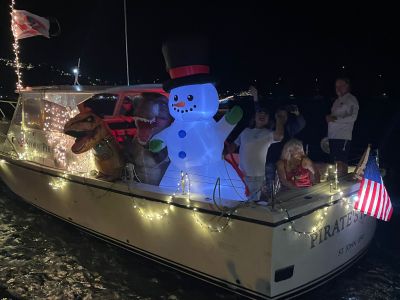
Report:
10,1,23,90
281,192,358,238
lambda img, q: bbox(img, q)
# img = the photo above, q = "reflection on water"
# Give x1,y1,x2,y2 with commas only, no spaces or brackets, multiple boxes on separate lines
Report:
0,180,399,300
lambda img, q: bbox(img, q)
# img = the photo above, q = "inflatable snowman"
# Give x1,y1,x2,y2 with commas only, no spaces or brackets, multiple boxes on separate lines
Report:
150,37,246,201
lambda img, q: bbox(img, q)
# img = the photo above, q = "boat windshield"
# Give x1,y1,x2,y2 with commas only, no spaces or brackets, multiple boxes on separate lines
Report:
81,93,119,117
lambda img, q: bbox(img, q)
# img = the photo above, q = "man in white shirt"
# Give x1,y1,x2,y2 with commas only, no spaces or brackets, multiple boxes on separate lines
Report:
326,78,359,176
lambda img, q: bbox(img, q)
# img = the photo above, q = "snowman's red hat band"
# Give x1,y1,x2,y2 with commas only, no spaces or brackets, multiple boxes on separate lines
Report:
169,65,210,79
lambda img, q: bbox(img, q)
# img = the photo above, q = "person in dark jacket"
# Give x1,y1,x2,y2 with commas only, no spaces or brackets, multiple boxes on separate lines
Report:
264,103,306,198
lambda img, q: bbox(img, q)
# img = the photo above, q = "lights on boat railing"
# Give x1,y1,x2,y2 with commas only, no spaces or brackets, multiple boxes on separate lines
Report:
48,177,67,190
132,202,170,221
283,189,357,238
193,211,231,233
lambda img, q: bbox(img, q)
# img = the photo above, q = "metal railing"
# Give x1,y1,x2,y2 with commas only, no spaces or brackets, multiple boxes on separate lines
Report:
0,99,17,120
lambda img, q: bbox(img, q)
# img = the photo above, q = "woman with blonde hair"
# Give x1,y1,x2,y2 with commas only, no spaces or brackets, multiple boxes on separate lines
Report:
276,138,319,189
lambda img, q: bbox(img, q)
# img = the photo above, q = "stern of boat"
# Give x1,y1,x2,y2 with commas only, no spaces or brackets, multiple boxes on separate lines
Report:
269,191,376,299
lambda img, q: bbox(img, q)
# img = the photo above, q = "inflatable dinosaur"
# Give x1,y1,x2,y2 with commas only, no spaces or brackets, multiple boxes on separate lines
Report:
64,93,172,184
124,92,173,185
64,110,125,181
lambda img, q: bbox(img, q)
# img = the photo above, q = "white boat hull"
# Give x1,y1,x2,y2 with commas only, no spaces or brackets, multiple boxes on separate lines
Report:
0,157,376,299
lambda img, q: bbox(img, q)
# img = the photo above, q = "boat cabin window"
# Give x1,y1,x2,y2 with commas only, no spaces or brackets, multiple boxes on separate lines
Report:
43,100,69,132
82,93,118,117
10,101,23,126
45,92,94,108
118,95,135,116
23,98,44,130
11,97,69,132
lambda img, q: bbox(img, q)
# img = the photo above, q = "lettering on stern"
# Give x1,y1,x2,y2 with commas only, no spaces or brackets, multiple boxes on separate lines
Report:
310,210,366,249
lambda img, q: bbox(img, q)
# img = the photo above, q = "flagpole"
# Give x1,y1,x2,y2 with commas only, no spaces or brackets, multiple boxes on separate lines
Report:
123,0,130,85
10,0,23,91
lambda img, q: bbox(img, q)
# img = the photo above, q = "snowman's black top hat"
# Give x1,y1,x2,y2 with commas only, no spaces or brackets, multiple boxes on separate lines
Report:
162,36,215,92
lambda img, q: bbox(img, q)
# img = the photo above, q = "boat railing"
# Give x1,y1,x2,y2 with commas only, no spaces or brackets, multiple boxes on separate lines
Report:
0,99,17,120
0,132,19,158
0,100,17,150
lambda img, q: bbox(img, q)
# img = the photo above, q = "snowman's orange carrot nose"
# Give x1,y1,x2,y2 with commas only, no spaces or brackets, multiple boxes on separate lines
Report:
173,101,185,107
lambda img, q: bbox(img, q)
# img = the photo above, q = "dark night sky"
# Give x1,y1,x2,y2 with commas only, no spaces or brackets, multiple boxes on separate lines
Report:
0,0,398,96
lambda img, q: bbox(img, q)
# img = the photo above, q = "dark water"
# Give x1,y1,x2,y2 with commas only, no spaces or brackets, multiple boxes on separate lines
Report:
0,179,399,300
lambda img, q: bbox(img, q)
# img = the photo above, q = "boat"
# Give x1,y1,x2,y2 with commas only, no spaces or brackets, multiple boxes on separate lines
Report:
0,84,376,299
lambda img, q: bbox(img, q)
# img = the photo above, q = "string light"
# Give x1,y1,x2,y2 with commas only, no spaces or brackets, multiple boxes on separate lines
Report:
9,2,23,90
43,102,71,168
132,201,171,221
123,171,237,233
326,164,340,193
281,191,359,238
48,177,67,190
175,173,236,233
192,208,232,233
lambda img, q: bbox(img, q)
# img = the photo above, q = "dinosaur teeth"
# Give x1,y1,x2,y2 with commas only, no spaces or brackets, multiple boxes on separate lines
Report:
135,117,156,124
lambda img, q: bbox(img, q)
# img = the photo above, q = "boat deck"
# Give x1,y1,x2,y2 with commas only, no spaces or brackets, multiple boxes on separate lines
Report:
0,152,359,228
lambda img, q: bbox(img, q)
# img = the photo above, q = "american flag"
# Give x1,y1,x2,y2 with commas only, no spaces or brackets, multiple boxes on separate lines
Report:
354,154,393,221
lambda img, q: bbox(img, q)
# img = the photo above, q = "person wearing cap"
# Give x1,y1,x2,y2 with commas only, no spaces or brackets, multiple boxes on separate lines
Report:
227,88,287,201
326,77,359,176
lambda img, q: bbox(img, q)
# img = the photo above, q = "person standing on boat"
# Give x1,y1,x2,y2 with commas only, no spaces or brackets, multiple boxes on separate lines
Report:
226,98,287,201
326,77,359,176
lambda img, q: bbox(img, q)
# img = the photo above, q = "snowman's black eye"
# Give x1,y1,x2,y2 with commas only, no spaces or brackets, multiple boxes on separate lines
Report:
174,95,178,101
187,95,193,101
